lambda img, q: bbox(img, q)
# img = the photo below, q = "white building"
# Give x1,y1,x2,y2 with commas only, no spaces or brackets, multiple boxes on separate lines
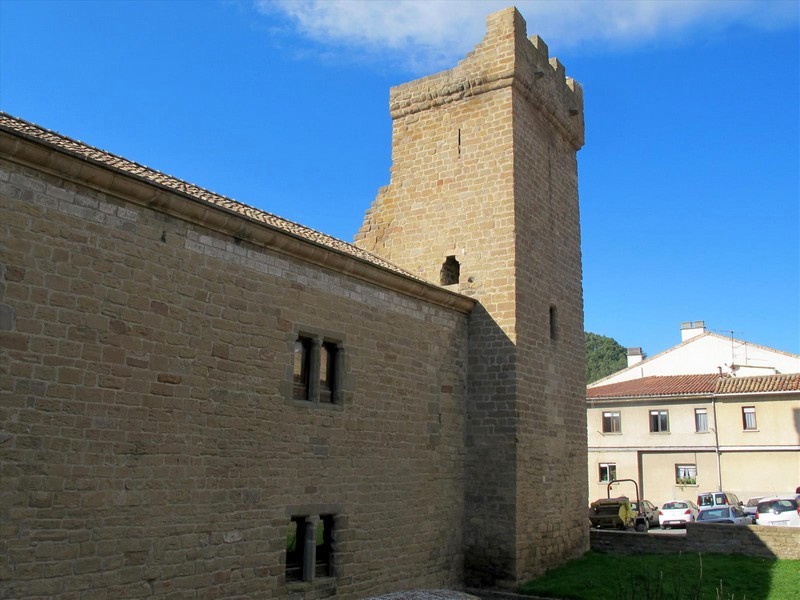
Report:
591,321,800,387
587,322,800,508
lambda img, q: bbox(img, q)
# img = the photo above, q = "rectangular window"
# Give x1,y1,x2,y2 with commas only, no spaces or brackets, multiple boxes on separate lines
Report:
315,515,334,578
694,408,708,432
285,517,305,582
602,411,621,433
742,406,757,430
293,337,311,400
286,515,335,583
649,409,669,433
549,305,558,341
319,342,338,403
675,464,697,485
599,463,616,482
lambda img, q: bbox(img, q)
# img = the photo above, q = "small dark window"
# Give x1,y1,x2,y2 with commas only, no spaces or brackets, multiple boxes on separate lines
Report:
315,515,334,578
286,517,305,582
549,305,558,341
319,342,337,403
440,256,460,285
293,337,311,400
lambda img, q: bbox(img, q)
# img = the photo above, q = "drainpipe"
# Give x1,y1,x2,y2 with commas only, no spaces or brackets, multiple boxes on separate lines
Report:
712,396,722,492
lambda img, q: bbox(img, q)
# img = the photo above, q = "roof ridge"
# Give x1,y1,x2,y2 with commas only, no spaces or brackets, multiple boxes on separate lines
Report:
0,111,421,282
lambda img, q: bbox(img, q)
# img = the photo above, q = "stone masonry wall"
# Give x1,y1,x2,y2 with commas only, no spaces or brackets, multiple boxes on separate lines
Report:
590,525,800,560
355,8,586,586
0,156,469,599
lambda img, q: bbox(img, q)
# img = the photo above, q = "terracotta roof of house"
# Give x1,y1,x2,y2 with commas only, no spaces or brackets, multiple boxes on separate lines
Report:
715,373,800,395
588,374,721,399
0,112,417,280
588,372,800,400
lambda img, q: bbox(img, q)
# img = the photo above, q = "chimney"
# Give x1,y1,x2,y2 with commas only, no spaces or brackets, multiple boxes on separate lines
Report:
680,320,706,342
627,347,643,367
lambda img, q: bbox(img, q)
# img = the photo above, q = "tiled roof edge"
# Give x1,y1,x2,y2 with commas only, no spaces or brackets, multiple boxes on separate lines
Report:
0,112,476,314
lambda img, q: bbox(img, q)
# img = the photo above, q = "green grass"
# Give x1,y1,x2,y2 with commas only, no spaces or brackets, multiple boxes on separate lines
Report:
518,552,800,600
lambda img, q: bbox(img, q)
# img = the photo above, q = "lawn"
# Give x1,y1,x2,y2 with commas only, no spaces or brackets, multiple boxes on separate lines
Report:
518,552,800,600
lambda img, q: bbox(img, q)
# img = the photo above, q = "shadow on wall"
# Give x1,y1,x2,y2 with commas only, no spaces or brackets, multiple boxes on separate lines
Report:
794,407,800,444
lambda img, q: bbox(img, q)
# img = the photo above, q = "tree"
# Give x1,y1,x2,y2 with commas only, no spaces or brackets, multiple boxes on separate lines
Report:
585,332,627,384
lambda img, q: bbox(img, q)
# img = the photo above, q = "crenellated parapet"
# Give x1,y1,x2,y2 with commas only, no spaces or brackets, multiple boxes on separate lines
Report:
388,7,584,149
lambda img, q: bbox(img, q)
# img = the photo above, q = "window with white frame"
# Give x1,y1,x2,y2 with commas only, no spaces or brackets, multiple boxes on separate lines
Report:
742,406,757,430
694,408,708,432
602,411,621,433
675,464,697,485
599,463,617,482
649,409,669,433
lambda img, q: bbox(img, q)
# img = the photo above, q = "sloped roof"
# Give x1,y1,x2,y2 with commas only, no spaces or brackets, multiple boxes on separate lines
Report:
715,373,800,395
588,374,721,399
588,372,800,400
0,112,417,280
588,331,800,388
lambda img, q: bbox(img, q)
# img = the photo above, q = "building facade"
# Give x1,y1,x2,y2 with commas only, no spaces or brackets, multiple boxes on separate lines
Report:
587,373,800,508
1,7,587,598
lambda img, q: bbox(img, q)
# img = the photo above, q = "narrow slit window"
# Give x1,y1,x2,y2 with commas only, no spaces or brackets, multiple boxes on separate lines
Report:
285,517,305,582
293,337,311,400
315,515,334,578
440,256,460,285
319,342,338,403
549,305,558,341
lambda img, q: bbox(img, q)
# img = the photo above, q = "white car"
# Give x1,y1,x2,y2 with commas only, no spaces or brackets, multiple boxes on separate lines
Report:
658,500,699,528
755,496,800,527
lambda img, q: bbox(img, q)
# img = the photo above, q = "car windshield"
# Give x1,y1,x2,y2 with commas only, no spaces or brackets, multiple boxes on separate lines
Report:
757,499,797,514
746,498,761,507
664,502,688,510
699,508,729,520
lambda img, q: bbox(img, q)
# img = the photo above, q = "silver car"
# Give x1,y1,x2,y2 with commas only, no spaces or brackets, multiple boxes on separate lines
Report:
696,505,750,525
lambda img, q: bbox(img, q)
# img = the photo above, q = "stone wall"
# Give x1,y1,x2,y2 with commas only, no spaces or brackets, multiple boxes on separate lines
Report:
590,525,800,560
355,8,587,586
0,155,471,598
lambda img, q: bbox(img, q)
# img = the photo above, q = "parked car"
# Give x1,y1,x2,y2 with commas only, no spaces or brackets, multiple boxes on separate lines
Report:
755,496,800,527
743,496,764,523
697,491,741,509
630,499,659,527
696,505,750,525
658,500,699,528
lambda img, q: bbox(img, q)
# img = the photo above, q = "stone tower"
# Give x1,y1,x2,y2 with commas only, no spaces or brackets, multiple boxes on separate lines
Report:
355,7,588,586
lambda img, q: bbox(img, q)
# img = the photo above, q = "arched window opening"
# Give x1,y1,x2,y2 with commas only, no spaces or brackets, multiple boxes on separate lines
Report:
440,256,460,285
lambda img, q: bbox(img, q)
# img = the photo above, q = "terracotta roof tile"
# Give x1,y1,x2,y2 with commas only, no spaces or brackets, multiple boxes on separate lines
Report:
588,372,800,399
714,373,800,394
0,112,418,280
588,374,722,399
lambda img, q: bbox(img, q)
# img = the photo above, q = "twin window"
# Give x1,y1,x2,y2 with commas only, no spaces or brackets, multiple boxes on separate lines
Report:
293,335,341,404
286,515,334,583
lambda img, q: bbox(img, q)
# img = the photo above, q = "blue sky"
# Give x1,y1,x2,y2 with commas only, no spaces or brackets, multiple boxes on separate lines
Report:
1,0,798,357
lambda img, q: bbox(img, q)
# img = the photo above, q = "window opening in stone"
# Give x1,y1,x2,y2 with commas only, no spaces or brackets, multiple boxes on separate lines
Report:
440,256,460,285
319,342,337,403
293,337,311,400
458,128,462,157
315,515,334,578
285,517,305,582
549,305,558,341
